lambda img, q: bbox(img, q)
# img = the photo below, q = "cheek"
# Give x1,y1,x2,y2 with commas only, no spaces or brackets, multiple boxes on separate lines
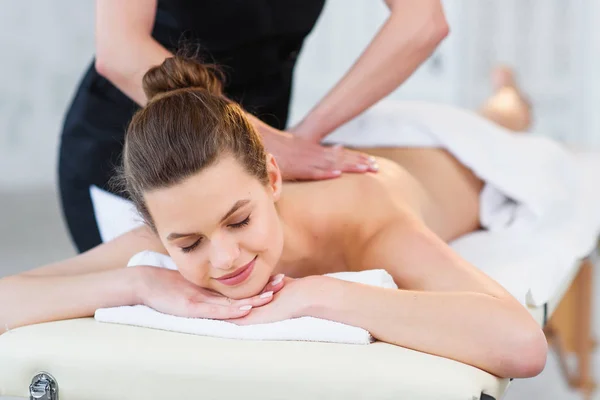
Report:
245,208,281,253
169,253,210,287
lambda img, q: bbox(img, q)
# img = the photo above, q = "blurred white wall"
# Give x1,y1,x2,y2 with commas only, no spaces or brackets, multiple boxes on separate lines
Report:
291,0,600,146
0,0,598,190
0,1,94,189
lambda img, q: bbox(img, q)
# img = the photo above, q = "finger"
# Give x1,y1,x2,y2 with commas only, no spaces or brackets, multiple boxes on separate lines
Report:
204,292,273,308
319,145,365,173
185,302,254,320
233,289,279,308
228,315,254,326
310,167,343,180
264,273,286,294
337,148,375,173
293,164,342,181
331,145,374,166
359,153,379,172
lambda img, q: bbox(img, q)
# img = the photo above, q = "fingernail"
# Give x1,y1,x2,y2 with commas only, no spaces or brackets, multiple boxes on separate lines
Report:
239,305,253,311
260,291,274,299
368,156,377,163
371,163,379,171
356,164,368,171
271,274,285,286
332,170,342,176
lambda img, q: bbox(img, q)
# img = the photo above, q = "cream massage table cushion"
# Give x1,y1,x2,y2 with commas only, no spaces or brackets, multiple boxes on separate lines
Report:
0,318,508,400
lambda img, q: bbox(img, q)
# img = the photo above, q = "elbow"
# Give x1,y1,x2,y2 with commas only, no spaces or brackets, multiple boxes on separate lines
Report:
94,56,109,79
499,324,548,379
422,9,449,49
401,3,448,52
94,53,117,81
95,42,128,84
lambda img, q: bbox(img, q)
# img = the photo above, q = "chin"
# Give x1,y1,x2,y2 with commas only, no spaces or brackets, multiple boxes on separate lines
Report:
218,265,272,300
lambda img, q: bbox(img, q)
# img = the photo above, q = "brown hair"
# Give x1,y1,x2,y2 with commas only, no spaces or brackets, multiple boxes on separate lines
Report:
121,56,268,231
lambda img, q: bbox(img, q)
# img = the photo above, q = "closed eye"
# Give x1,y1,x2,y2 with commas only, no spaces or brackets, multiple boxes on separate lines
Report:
181,238,201,253
180,215,249,253
229,215,250,229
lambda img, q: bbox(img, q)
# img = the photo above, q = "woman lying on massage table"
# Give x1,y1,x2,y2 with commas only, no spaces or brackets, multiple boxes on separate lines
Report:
0,58,546,379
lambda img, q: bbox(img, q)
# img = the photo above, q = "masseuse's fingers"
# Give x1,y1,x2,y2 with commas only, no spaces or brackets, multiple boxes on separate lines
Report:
327,145,379,173
311,144,375,175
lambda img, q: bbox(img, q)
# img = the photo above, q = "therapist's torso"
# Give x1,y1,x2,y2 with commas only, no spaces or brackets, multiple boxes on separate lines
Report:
60,0,325,194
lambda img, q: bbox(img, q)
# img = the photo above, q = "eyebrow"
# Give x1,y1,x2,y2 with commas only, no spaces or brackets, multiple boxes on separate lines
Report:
166,199,250,241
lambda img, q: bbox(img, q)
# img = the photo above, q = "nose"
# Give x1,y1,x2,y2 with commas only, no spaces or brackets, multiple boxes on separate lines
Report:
208,233,240,271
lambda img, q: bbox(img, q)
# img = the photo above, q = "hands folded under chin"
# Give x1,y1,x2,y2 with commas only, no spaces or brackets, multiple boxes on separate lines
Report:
137,266,327,325
229,275,322,326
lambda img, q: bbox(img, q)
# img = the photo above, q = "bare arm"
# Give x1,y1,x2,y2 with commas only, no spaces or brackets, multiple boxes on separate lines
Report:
94,0,171,106
93,0,373,179
310,218,547,378
0,226,166,332
0,224,281,333
292,0,449,142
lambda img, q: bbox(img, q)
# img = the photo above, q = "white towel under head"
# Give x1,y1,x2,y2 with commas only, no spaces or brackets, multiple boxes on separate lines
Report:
95,250,398,345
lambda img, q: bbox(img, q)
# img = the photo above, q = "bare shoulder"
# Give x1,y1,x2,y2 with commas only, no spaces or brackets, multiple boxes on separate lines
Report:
352,215,511,299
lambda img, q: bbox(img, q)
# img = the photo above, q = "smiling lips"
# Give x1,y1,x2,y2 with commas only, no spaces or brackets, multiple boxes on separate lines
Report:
215,256,257,286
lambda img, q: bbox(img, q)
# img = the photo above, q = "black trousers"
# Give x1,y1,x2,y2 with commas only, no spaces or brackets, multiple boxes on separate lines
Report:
58,161,103,254
57,64,138,254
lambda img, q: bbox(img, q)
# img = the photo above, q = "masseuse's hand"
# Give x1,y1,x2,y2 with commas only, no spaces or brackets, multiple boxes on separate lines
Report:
262,130,377,181
230,275,330,326
136,266,286,320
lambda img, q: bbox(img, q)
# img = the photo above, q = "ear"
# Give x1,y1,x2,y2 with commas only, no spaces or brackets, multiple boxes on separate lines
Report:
265,153,283,201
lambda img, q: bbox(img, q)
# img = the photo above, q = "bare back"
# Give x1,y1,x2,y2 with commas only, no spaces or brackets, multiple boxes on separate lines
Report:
280,147,483,252
360,147,484,241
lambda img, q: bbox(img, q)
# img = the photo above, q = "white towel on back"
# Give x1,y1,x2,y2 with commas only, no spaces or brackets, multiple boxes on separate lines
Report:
326,100,600,306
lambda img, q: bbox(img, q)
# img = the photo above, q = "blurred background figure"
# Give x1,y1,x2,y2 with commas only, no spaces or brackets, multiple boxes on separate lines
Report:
0,1,599,399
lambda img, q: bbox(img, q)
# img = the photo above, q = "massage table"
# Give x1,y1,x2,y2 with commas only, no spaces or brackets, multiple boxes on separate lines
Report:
0,255,595,400
2,101,599,400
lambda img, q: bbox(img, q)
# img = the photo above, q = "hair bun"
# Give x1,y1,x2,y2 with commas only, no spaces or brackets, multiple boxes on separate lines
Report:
143,56,224,100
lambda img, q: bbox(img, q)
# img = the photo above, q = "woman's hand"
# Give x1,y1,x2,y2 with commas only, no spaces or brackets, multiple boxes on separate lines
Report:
135,266,286,320
261,129,377,181
230,275,330,325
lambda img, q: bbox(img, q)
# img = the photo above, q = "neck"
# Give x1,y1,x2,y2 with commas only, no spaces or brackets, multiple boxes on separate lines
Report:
276,192,326,277
273,202,313,277
272,192,348,278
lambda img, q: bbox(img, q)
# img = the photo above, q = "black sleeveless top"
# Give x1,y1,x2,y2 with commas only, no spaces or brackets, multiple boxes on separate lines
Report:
59,0,325,195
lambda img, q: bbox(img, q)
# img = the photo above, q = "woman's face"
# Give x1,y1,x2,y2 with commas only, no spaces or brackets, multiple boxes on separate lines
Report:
144,154,284,300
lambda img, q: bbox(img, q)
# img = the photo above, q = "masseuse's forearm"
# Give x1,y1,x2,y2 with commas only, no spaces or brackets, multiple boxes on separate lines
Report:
95,0,281,135
95,37,172,106
296,0,448,139
0,267,142,334
312,281,547,379
245,113,293,140
96,29,277,138
94,0,173,105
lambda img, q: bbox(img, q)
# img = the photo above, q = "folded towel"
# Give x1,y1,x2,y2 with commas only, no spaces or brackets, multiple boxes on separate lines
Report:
95,250,398,344
326,100,600,306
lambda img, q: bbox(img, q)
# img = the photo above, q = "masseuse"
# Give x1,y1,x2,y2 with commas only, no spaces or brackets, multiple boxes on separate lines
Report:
58,0,449,252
